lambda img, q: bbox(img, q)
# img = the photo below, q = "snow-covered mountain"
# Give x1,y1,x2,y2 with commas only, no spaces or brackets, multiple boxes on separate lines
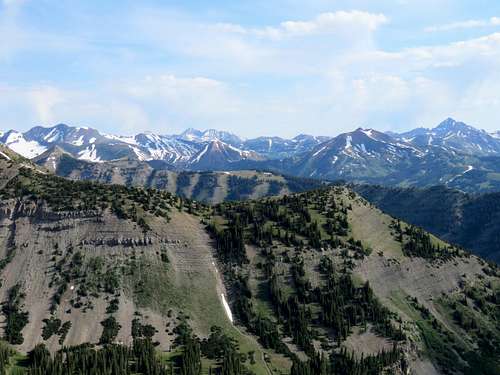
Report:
278,119,500,192
179,128,244,147
293,128,422,179
102,132,199,164
0,130,49,158
0,124,326,167
242,134,330,159
394,118,500,155
6,118,500,192
188,140,263,170
0,124,276,170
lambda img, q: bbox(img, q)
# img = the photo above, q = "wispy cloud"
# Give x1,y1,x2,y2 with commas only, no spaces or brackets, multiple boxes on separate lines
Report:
214,11,388,40
425,17,500,32
0,74,243,135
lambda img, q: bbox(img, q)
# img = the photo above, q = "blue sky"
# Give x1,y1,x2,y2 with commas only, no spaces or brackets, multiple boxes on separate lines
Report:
1,0,500,137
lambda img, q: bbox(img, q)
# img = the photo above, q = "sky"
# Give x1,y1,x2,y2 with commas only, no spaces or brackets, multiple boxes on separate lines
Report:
1,0,500,138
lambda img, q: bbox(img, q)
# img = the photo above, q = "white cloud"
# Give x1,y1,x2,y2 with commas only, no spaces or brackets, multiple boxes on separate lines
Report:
127,10,389,77
28,86,65,124
0,74,244,135
4,30,500,137
279,11,388,35
214,11,388,40
425,16,500,32
3,3,500,136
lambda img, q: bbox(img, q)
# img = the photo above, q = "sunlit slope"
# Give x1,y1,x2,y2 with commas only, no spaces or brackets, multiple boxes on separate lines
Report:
207,186,499,375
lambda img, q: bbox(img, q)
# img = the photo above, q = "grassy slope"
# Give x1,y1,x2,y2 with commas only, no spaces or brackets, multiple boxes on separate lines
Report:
122,211,278,375
347,191,499,374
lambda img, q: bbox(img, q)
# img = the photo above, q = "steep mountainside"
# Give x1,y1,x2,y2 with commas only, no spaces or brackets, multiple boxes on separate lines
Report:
354,184,500,263
0,151,274,374
283,119,500,192
206,187,499,375
292,128,422,179
188,140,264,170
33,149,324,204
0,151,498,374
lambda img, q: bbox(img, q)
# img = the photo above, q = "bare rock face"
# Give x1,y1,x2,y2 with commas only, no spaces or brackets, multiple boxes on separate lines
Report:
0,200,227,353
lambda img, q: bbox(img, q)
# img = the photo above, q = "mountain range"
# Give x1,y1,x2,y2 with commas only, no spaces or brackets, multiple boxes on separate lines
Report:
0,124,326,167
3,118,500,193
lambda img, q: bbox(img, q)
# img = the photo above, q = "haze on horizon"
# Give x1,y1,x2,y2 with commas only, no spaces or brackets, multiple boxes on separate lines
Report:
1,0,500,138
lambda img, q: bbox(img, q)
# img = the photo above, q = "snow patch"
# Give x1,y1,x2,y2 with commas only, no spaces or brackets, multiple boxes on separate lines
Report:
345,135,352,149
192,144,209,163
0,151,11,161
78,144,102,162
44,128,61,143
361,129,375,139
72,136,85,146
104,134,138,145
130,146,148,161
5,132,47,158
445,165,474,184
312,146,327,157
221,294,233,323
464,165,474,174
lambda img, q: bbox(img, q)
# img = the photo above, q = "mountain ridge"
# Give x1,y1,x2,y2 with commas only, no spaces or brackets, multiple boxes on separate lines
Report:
33,148,325,204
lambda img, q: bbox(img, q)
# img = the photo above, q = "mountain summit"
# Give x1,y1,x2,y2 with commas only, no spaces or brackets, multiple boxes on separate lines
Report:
395,117,500,155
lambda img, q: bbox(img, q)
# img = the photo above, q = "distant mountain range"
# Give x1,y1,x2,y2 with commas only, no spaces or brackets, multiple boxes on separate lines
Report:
4,118,500,192
0,124,326,166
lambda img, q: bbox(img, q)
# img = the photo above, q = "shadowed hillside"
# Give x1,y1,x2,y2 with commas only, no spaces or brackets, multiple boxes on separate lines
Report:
34,149,326,203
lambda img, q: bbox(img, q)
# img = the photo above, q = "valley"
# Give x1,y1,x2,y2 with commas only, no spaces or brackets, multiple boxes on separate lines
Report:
4,2,500,373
